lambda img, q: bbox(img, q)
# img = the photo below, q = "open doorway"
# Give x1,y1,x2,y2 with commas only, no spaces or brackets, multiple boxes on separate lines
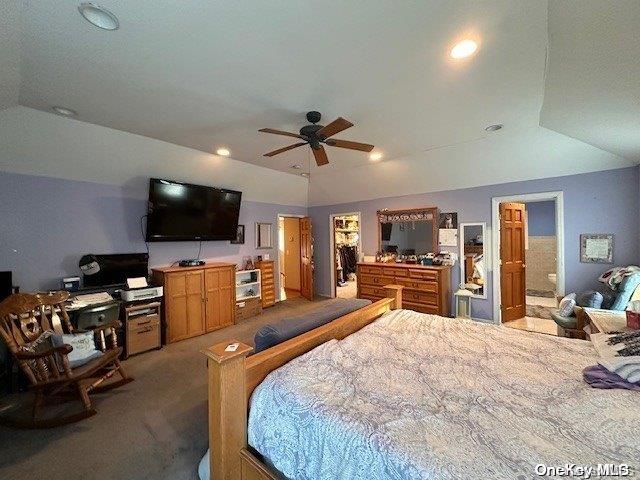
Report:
330,213,362,298
277,214,315,302
492,192,565,335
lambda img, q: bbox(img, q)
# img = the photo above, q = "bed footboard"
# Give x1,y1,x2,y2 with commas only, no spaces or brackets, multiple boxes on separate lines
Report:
202,285,404,480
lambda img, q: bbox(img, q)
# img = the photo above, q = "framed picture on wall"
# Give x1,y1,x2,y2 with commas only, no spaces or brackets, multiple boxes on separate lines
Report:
580,233,613,263
231,225,245,244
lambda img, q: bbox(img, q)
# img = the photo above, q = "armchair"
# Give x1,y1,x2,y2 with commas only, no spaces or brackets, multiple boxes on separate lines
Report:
0,291,132,428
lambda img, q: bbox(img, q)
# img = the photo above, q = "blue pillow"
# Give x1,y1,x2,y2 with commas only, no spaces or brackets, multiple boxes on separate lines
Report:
254,298,371,353
610,273,640,311
575,291,604,309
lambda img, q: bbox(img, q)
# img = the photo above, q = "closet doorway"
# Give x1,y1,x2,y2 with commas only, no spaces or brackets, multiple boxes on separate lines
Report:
330,212,362,299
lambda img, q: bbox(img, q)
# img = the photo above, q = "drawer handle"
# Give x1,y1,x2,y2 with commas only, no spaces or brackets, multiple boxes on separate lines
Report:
137,326,153,334
136,318,152,325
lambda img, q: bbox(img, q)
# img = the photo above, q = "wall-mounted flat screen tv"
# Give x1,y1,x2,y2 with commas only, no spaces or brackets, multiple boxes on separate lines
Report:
146,178,242,241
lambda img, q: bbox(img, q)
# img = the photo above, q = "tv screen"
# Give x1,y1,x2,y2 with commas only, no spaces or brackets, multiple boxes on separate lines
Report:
146,178,242,241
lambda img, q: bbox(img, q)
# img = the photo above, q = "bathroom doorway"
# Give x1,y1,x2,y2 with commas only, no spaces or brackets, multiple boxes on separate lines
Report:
492,192,565,335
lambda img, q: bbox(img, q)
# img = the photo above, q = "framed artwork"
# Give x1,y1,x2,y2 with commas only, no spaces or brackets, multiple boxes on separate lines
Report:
580,234,613,263
438,212,458,229
231,225,245,244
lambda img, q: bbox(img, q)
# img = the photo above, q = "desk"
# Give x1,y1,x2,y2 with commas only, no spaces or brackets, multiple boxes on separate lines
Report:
584,308,633,334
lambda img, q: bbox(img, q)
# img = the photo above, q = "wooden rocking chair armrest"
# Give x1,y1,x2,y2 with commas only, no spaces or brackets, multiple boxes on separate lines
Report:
15,344,73,360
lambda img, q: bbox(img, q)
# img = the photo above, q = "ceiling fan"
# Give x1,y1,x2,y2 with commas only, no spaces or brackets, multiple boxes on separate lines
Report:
259,111,374,166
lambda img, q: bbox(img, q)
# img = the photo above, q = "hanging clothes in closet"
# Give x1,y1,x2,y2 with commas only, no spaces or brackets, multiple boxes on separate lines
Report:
337,245,358,284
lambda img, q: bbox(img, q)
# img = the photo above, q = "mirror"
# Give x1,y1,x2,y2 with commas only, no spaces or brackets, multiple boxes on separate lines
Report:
378,207,438,258
255,222,273,249
459,222,487,298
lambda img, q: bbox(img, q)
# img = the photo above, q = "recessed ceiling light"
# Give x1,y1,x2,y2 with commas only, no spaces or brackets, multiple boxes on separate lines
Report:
450,40,478,59
216,148,230,156
290,164,301,169
78,3,119,30
52,106,77,117
485,124,503,132
369,151,383,162
301,173,309,177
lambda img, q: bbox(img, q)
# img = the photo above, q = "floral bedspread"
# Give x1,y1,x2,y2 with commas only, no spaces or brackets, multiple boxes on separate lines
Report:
248,310,640,479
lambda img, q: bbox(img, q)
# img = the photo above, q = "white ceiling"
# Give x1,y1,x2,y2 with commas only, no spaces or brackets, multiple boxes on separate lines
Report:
0,0,638,203
0,0,22,111
16,0,548,175
540,0,640,161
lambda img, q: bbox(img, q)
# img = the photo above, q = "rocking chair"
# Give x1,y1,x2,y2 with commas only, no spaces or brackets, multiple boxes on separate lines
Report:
0,291,133,428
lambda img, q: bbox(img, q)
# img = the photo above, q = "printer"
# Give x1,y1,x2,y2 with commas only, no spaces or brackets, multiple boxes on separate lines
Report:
121,285,163,302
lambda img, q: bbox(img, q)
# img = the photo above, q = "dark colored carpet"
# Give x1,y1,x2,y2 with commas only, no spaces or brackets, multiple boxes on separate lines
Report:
0,297,328,480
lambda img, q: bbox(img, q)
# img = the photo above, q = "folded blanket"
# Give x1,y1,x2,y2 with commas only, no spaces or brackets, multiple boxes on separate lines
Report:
583,365,640,391
590,332,640,382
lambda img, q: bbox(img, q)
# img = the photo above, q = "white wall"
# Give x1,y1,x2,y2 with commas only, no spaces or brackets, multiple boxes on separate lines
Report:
0,106,308,206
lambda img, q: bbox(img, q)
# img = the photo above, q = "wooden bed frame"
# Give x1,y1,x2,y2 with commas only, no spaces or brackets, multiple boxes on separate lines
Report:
201,285,404,480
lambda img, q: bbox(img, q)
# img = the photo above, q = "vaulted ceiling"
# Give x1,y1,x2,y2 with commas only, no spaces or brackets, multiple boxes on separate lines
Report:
1,1,638,190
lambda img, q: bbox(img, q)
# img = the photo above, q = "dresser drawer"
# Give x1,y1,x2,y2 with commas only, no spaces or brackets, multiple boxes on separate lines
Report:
404,290,438,306
388,268,408,277
127,323,160,356
359,265,383,275
408,269,438,280
404,301,440,315
128,313,160,329
359,285,387,298
396,278,438,293
360,274,395,287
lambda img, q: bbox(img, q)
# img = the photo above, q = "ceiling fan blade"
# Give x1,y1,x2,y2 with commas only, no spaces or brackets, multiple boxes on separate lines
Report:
263,142,307,157
259,128,306,140
324,138,374,152
312,146,329,166
316,117,353,139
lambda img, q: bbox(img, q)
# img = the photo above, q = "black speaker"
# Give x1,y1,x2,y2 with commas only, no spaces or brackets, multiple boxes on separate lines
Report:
0,271,12,302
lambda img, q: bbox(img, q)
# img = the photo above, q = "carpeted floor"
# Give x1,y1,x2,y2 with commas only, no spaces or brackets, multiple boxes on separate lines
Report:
0,296,328,480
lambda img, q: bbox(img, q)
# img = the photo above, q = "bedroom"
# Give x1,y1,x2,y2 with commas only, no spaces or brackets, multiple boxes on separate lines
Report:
1,1,639,479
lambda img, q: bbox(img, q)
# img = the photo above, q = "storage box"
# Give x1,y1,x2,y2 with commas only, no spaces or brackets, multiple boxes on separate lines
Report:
626,310,640,330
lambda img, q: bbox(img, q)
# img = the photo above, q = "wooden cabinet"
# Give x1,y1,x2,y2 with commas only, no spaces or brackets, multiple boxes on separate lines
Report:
357,262,451,316
123,301,162,357
152,263,236,343
256,260,276,308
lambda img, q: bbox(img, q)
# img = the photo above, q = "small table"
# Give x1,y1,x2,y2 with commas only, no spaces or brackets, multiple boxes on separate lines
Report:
583,308,633,334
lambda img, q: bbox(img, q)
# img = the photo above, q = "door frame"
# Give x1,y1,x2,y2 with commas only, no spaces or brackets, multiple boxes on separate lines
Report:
329,212,363,298
276,213,306,302
491,191,564,323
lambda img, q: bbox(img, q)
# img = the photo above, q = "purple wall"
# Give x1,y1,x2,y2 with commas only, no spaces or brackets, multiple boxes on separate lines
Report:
526,200,556,236
310,166,639,320
0,171,306,291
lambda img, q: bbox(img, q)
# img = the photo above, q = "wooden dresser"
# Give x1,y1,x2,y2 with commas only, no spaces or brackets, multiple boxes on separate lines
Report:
152,262,236,343
357,262,451,316
256,260,276,308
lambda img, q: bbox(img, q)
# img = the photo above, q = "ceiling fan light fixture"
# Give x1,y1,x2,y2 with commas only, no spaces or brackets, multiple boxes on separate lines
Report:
369,151,383,162
485,124,503,132
290,164,301,169
450,39,478,59
52,106,77,117
78,3,119,30
216,147,231,156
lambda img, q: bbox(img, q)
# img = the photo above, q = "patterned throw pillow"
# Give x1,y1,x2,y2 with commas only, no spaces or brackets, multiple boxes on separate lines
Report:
557,293,577,317
52,331,103,369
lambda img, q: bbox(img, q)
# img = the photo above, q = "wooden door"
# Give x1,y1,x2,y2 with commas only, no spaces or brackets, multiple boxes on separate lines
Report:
205,267,234,331
300,217,314,301
500,202,526,322
165,270,205,342
185,270,205,336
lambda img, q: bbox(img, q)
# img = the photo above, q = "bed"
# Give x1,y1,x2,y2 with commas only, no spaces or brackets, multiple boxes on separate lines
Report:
201,286,640,479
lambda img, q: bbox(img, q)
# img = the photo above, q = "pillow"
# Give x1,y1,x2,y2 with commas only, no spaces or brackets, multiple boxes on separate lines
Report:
600,289,617,310
52,331,103,369
254,298,372,353
557,293,576,317
575,291,604,309
610,273,640,311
